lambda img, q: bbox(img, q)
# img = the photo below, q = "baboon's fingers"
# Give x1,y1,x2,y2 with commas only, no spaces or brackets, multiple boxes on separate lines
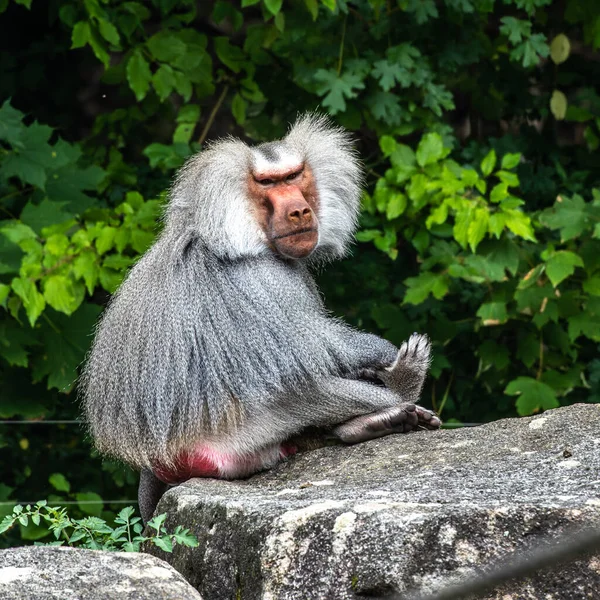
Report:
334,403,439,444
415,406,442,430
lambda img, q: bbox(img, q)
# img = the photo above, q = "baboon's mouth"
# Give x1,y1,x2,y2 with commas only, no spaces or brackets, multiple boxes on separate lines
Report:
272,227,317,241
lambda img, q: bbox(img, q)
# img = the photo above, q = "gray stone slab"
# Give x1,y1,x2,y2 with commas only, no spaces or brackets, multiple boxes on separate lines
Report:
149,403,600,599
0,546,203,599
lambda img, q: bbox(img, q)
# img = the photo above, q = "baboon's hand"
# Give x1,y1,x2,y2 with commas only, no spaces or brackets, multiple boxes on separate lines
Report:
333,403,441,444
379,333,431,403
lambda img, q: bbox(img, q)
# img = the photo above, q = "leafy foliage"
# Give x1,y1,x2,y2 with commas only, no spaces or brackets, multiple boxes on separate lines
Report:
1,0,600,543
0,502,198,552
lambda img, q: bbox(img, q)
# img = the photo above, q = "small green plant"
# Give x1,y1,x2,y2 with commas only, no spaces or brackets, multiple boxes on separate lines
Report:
0,501,198,552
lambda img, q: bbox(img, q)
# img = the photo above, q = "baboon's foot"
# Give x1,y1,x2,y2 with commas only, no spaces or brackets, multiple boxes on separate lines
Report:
333,403,441,444
380,333,432,402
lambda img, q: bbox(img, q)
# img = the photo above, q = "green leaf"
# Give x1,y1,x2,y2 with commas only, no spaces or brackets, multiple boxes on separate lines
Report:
476,301,508,325
152,65,175,102
0,99,24,146
425,203,448,228
373,179,390,213
500,17,531,45
478,339,510,371
480,149,496,177
264,0,283,16
423,82,455,116
99,268,123,292
495,170,519,187
501,153,521,170
275,6,284,28
379,136,397,157
416,133,445,167
539,195,592,242
147,32,187,62
173,123,195,144
511,0,552,15
389,144,416,172
367,92,404,125
214,37,246,73
468,208,489,252
550,90,567,121
0,222,37,244
46,164,105,213
490,182,509,204
130,229,155,253
153,536,173,553
43,276,84,315
45,234,69,256
517,264,544,290
172,70,193,101
143,143,187,170
406,0,438,23
73,250,99,295
11,277,45,326
126,50,152,101
21,200,73,234
96,226,117,255
49,473,71,493
585,125,600,151
355,229,380,242
172,527,199,548
0,283,9,307
0,235,24,275
314,69,365,115
148,513,167,533
407,173,429,206
87,25,110,67
0,321,33,366
512,34,550,68
212,1,243,30
231,92,247,125
31,303,101,390
453,203,474,249
545,250,583,287
503,210,536,241
583,275,600,296
97,19,120,46
481,238,520,276
303,0,318,20
71,21,91,49
84,0,107,20
387,43,420,70
0,122,55,189
177,105,201,123
372,60,407,92
403,271,449,304
504,377,559,416
568,312,600,342
386,193,407,220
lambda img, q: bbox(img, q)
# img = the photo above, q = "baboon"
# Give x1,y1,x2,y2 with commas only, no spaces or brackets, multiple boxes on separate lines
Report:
81,115,440,523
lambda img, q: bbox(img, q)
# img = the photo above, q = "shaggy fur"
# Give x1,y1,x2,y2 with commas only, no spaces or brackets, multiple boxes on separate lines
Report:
81,115,430,473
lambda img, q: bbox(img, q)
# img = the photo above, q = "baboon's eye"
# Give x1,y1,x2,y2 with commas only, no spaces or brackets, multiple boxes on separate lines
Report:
286,170,303,182
256,178,274,185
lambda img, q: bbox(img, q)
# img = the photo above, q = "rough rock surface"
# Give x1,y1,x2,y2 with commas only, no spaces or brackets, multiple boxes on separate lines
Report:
149,403,600,600
0,546,203,599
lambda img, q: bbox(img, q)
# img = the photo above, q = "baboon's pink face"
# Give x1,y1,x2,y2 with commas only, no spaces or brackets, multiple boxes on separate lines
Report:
248,159,319,260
